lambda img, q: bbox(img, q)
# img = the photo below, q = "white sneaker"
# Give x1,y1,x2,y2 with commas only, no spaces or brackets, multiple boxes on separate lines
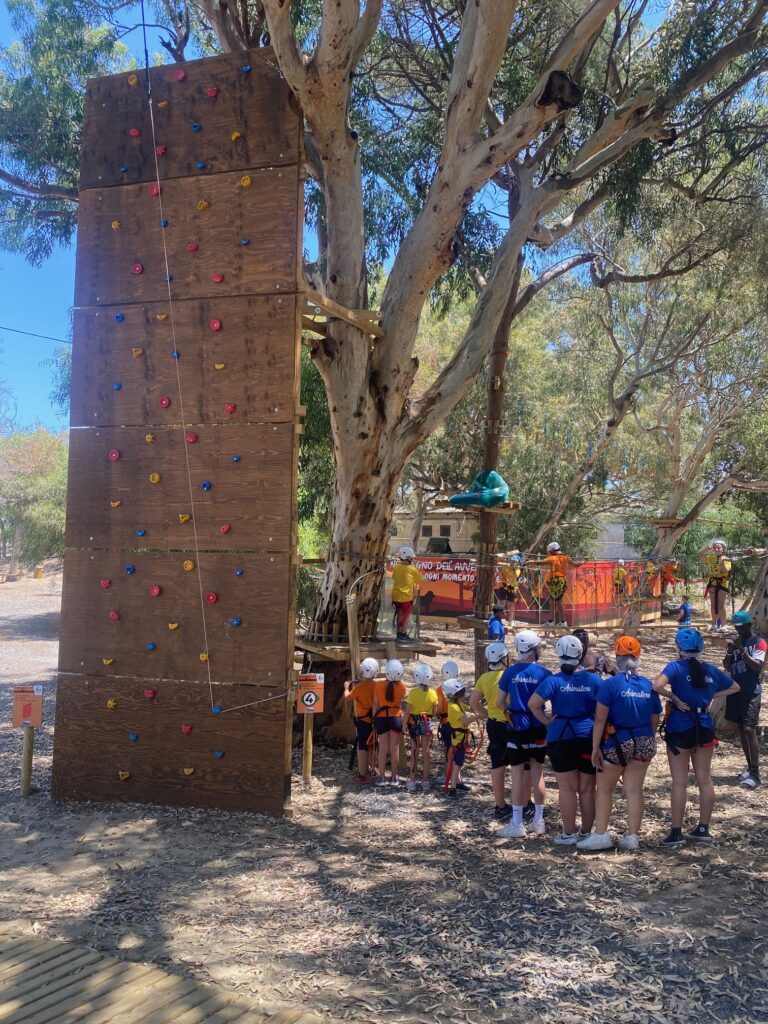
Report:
577,831,613,851
741,773,761,789
390,776,400,787
529,819,546,836
557,621,568,627
375,778,388,787
406,780,417,792
737,768,753,781
553,830,579,846
421,781,431,793
544,620,555,626
497,821,526,838
619,833,640,851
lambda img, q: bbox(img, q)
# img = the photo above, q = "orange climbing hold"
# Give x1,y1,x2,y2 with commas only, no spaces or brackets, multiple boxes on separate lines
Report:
132,347,144,358
149,472,161,484
199,652,209,663
182,559,195,571
178,514,191,524
106,698,118,709
127,74,138,87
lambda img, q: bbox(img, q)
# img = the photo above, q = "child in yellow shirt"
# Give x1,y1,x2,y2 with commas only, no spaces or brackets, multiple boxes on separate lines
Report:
443,679,479,799
405,663,438,792
392,546,424,641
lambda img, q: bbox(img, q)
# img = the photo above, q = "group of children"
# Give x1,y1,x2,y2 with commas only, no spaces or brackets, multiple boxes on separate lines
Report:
343,610,765,849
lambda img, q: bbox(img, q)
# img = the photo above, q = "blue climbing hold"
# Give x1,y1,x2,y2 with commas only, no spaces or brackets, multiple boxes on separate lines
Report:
231,455,241,463
214,750,225,759
212,705,222,714
135,528,146,537
240,239,250,246
241,65,251,73
112,382,122,391
234,568,244,577
115,313,124,322
196,161,206,170
146,642,156,651
119,166,128,173
163,274,173,283
125,564,136,574
192,122,201,132
201,480,212,491
171,350,180,359
449,470,510,510
160,219,168,227
128,733,139,742
230,617,241,628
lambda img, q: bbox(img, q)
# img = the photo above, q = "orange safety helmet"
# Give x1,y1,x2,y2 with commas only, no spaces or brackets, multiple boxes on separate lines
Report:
615,635,641,657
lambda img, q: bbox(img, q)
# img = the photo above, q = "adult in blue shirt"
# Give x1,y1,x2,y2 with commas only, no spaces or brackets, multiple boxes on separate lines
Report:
528,635,601,846
654,626,739,846
487,604,506,643
495,630,551,839
577,636,662,853
724,610,767,789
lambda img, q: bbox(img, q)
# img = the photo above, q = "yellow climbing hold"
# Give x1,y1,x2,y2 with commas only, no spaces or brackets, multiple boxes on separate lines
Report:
214,362,225,371
197,199,210,210
182,559,195,571
182,767,195,776
106,698,118,709
149,472,161,484
118,771,131,781
132,347,144,358
103,658,115,666
199,652,209,663
156,313,168,321
178,513,191,524
168,622,180,630
145,433,155,443
240,175,252,188
231,130,242,141
158,99,169,109
110,500,122,508
127,74,138,87
111,220,121,231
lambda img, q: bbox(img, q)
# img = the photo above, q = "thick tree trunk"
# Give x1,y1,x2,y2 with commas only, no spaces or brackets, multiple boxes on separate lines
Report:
749,557,768,634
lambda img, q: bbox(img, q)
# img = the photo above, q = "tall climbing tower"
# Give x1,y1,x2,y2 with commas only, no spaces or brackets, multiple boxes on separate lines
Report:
51,50,303,816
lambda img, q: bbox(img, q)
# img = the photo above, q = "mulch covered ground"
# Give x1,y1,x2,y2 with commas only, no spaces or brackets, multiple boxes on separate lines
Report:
0,570,766,1023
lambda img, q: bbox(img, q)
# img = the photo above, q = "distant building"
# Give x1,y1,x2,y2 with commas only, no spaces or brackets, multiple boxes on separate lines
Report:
591,520,641,561
390,506,478,554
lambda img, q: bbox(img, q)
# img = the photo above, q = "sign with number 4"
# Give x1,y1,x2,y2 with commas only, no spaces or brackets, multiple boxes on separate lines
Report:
297,674,324,714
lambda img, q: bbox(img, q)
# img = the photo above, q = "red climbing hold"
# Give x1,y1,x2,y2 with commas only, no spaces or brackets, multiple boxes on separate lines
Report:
149,584,162,597
205,592,218,604
175,69,187,82
129,127,141,137
185,433,198,443
218,523,231,535
100,579,112,589
131,263,144,275
109,610,121,621
207,87,219,98
156,145,167,156
108,449,121,461
181,724,193,735
209,318,222,331
159,396,171,408
144,688,157,700
149,184,161,197
212,273,224,284
224,403,236,414
186,242,199,253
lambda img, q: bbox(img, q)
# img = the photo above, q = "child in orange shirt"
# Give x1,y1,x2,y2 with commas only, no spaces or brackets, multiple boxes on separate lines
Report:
542,541,579,627
372,659,407,787
344,657,381,784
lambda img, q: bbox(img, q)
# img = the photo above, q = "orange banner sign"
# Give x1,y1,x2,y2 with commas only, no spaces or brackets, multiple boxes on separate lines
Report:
297,674,325,714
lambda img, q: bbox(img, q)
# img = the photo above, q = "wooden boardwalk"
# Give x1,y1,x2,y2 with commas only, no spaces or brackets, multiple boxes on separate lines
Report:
0,933,327,1024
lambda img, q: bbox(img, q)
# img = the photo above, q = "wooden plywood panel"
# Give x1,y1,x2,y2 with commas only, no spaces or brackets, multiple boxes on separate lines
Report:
75,165,300,307
52,675,290,815
58,550,293,685
80,49,300,189
70,295,299,427
64,424,294,551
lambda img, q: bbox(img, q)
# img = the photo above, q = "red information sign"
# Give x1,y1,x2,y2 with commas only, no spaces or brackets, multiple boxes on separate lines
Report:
12,686,43,728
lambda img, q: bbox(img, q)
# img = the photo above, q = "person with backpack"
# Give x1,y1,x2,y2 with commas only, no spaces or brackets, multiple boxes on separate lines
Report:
577,636,662,852
443,678,479,799
496,630,551,838
469,641,512,820
653,627,740,845
724,610,766,790
344,656,381,784
372,659,408,787
405,662,439,792
528,635,600,845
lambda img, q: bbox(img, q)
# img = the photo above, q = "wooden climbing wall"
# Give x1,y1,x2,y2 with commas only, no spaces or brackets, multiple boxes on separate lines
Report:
52,49,303,817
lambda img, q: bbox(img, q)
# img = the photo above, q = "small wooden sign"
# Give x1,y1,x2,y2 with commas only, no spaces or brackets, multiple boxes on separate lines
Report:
297,673,324,714
12,686,43,728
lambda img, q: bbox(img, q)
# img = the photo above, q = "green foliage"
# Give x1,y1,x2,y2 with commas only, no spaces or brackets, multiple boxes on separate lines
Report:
43,344,71,413
0,427,67,564
298,349,333,540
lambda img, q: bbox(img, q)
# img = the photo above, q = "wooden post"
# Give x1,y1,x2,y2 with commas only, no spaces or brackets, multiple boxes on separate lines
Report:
346,593,361,680
302,713,313,783
20,725,34,797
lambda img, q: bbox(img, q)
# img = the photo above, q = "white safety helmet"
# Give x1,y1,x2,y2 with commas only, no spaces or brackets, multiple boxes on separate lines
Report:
617,559,625,566
711,538,727,551
359,657,380,679
514,629,541,655
412,663,433,687
485,642,508,666
441,660,459,680
547,541,561,553
555,634,583,666
385,658,404,681
397,545,415,561
442,678,464,699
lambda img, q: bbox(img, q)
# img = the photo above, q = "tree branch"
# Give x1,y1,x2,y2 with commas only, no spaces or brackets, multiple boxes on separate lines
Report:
0,168,78,202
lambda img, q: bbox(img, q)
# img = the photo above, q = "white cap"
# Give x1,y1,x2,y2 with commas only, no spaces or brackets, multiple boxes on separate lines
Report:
385,658,404,681
442,678,464,699
547,541,561,553
412,663,433,686
441,660,459,680
617,559,625,566
555,635,583,665
359,657,380,679
514,630,541,655
485,642,508,665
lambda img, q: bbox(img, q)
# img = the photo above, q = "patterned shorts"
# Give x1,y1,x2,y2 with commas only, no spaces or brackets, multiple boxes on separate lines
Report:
603,734,657,765
547,576,567,601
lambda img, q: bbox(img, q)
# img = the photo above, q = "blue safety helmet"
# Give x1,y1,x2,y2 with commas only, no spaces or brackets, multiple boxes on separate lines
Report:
675,627,704,654
732,610,752,626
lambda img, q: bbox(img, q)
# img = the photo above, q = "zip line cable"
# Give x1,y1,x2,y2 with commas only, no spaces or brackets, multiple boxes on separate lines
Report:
0,325,72,345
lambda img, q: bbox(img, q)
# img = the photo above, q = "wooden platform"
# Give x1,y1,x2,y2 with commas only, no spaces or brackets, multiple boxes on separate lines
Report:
0,932,327,1024
296,637,437,662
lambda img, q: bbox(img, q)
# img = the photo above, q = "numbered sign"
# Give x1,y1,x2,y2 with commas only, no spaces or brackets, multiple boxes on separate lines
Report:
297,673,324,714
13,686,43,728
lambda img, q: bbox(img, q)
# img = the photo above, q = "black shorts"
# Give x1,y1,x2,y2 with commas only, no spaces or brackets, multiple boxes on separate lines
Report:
440,721,452,751
355,719,373,751
725,690,762,729
507,725,547,767
664,727,718,751
451,745,467,768
487,719,511,769
375,716,403,736
547,737,596,774
495,587,516,602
